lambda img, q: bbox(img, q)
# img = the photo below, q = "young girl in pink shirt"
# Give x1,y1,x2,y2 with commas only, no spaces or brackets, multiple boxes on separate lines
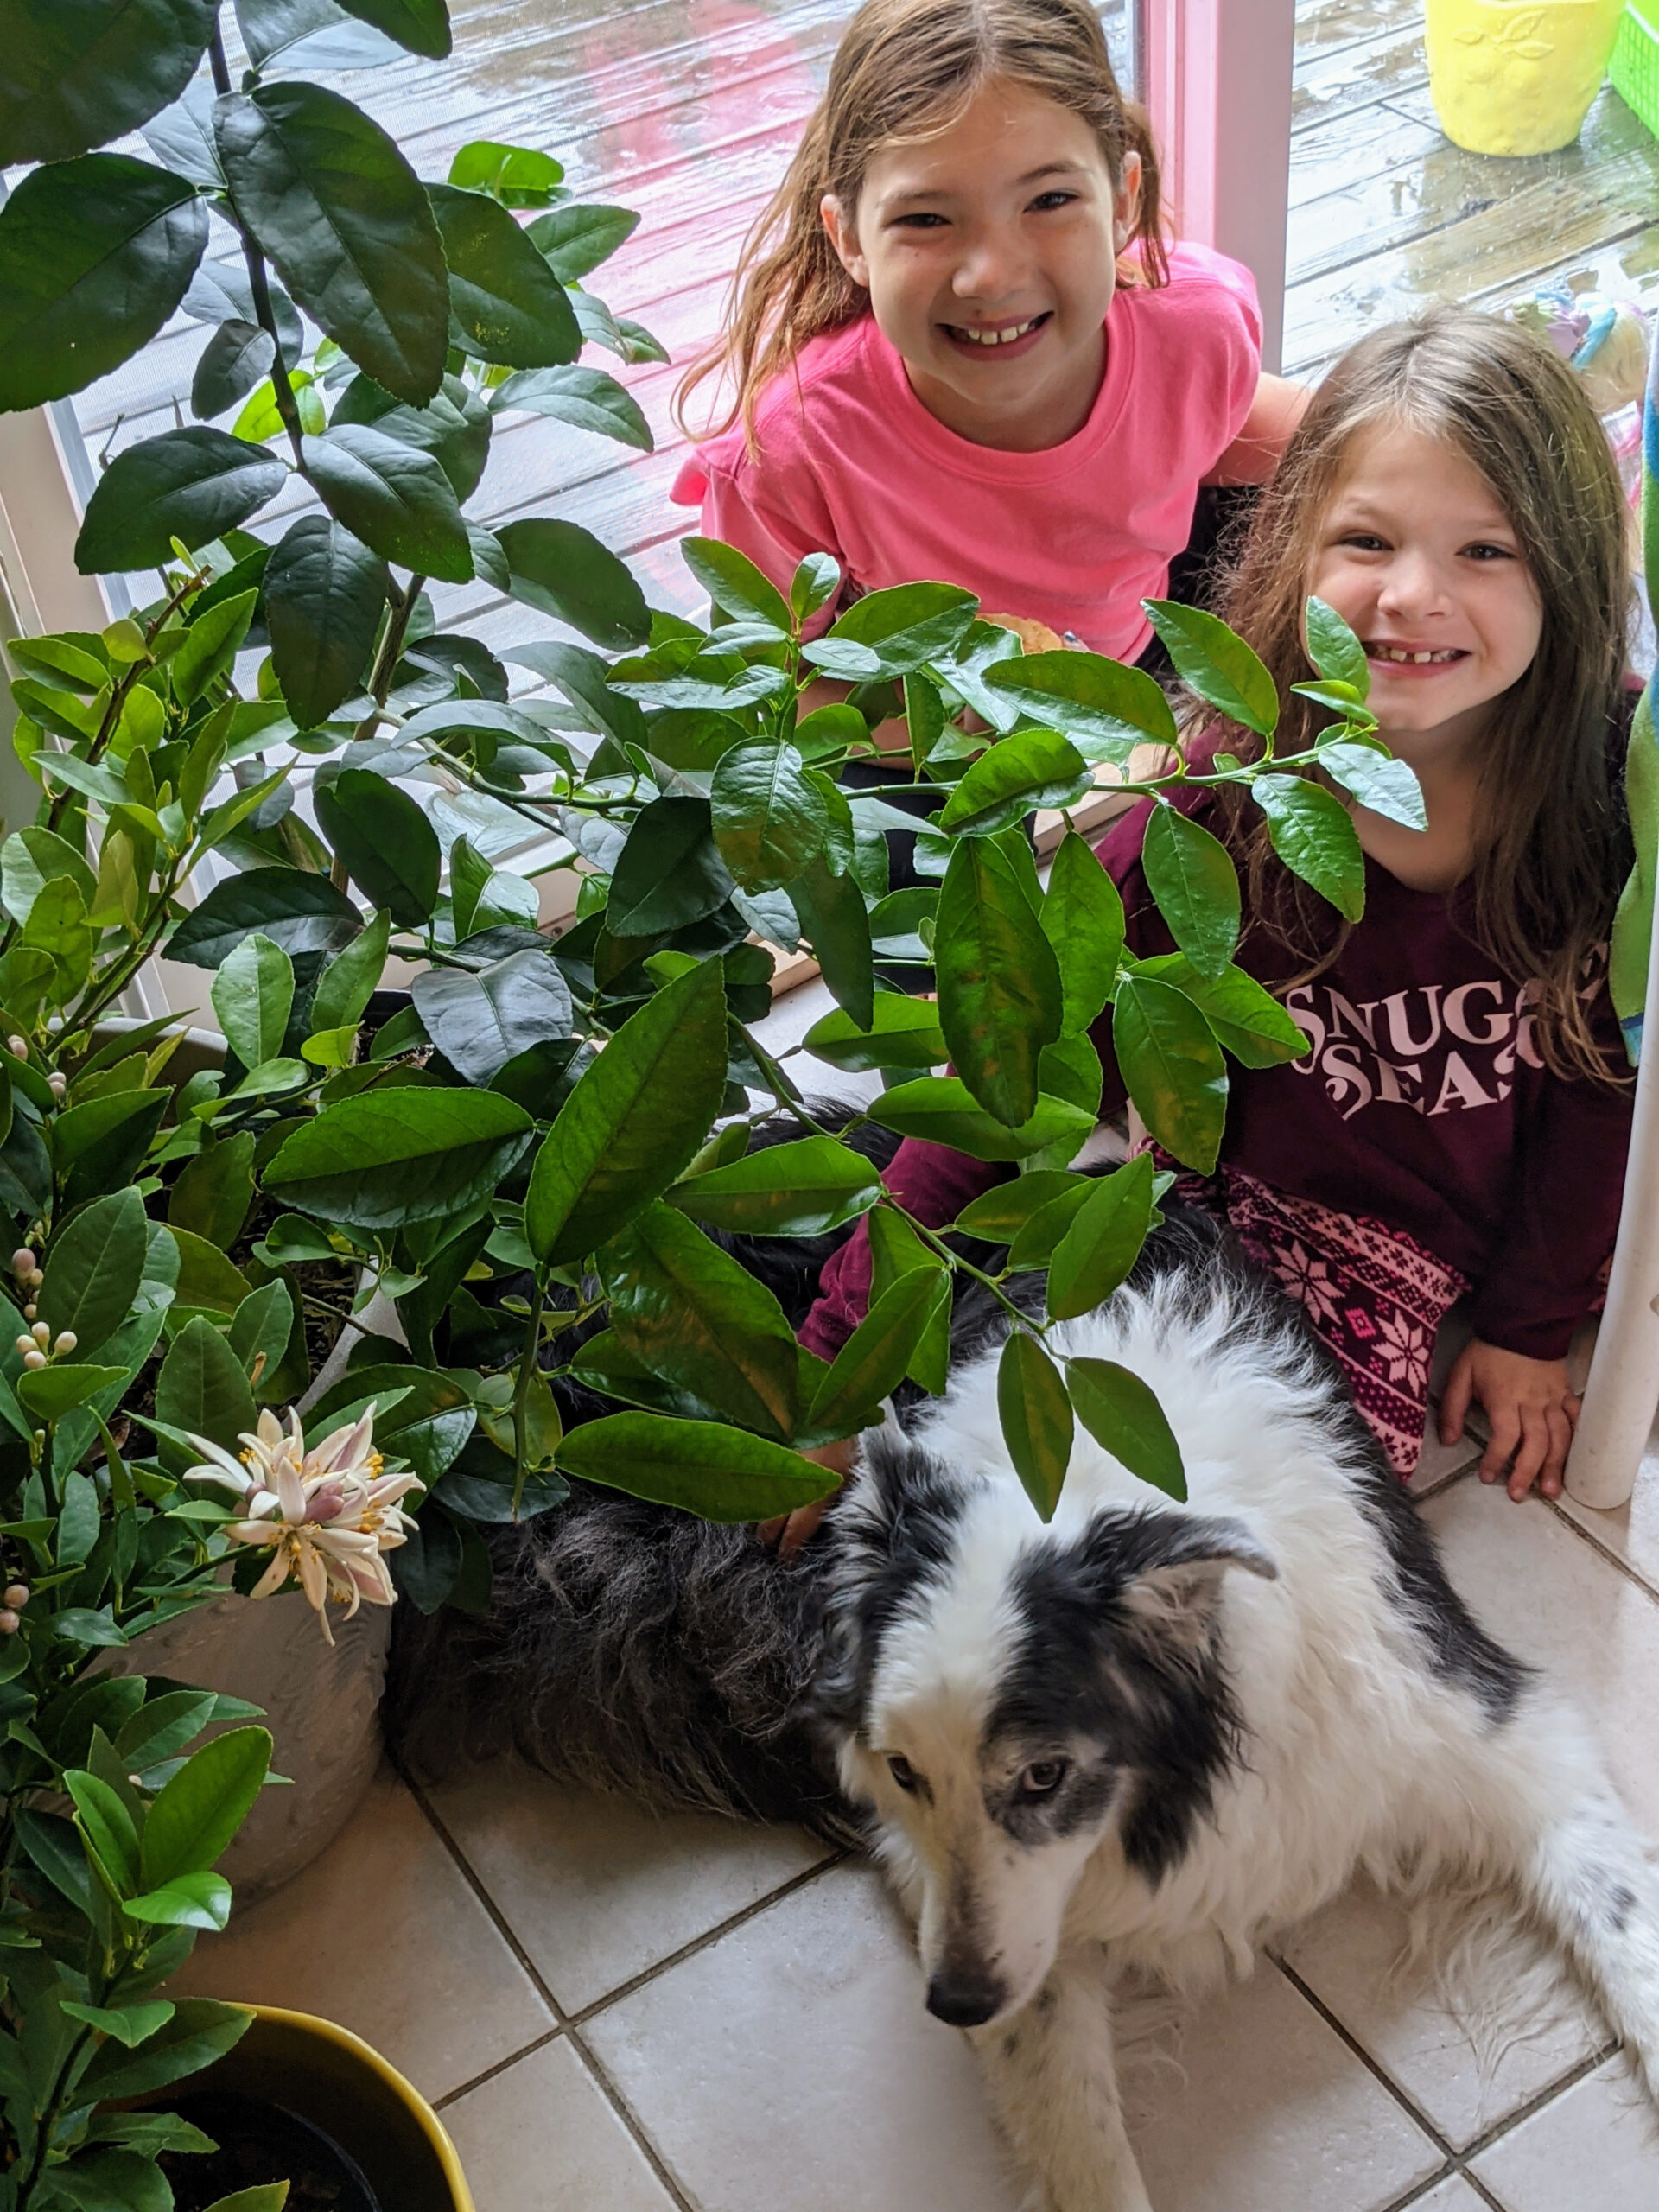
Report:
671,0,1306,662
774,309,1636,1552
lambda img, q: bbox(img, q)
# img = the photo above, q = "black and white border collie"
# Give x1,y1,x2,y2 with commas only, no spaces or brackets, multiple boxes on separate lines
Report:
392,1207,1659,2212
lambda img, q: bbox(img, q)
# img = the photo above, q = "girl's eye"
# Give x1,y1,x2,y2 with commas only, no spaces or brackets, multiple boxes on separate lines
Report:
1462,542,1516,562
887,1755,919,1791
1337,532,1389,553
1029,190,1077,213
1018,1758,1068,1796
892,212,947,231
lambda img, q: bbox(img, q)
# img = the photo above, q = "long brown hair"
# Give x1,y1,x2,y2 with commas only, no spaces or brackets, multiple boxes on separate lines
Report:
1213,307,1632,1084
675,0,1166,445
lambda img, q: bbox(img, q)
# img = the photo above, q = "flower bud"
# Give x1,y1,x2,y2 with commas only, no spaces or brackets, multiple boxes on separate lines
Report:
6,1036,24,1059
22,1349,46,1370
0,1611,17,1635
10,1249,31,1278
26,1270,41,1291
3,1585,28,1610
22,1305,35,1321
52,1332,75,1357
13,1336,31,1357
46,1073,66,1100
30,1323,49,1347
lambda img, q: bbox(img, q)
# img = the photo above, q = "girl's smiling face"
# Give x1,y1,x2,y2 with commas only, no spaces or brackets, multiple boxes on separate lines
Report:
820,79,1135,451
1309,423,1543,752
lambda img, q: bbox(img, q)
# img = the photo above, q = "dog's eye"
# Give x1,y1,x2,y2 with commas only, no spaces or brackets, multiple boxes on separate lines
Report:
887,1755,919,1792
1018,1759,1068,1797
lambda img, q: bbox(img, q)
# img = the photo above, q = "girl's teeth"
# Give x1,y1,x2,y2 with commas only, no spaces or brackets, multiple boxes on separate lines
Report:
955,319,1039,345
1368,645,1461,664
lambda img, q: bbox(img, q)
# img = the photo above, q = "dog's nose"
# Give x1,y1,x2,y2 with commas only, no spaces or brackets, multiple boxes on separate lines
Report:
925,1971,1005,2028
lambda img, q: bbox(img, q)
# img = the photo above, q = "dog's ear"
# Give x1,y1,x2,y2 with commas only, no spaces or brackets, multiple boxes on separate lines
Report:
1115,1512,1277,1654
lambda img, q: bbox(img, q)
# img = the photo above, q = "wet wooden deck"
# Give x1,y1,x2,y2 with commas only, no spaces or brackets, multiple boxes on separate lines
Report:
67,0,1659,652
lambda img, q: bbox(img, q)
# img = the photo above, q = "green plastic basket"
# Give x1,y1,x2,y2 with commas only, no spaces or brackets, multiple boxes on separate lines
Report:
1613,3,1659,139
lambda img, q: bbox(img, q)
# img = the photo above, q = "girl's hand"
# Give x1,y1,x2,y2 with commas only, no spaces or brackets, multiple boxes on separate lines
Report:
1439,1339,1580,1501
759,1435,857,1559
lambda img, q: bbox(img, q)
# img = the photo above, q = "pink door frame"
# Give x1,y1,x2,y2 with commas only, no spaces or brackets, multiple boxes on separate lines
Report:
1138,0,1298,371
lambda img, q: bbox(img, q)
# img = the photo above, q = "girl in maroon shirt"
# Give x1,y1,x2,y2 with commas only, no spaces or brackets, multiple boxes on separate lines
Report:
789,308,1636,1542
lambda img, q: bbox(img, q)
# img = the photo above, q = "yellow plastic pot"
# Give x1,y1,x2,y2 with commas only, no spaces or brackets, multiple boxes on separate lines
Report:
174,2005,474,2211
1426,0,1625,154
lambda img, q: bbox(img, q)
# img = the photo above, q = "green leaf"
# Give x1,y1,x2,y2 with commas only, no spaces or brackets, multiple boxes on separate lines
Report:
200,2189,290,2212
38,1186,149,1357
1140,804,1240,980
489,363,652,452
495,518,650,651
525,959,727,1265
50,1605,130,1644
2,0,219,165
868,1077,1094,1161
331,0,451,57
216,80,448,405
156,1313,257,1448
302,423,471,582
267,1087,531,1231
526,200,640,283
332,369,491,501
600,1205,800,1441
809,1262,947,1434
1251,773,1367,921
680,537,791,632
1046,1154,1154,1319
1131,952,1309,1069
411,947,572,1084
556,1411,833,1521
606,796,734,937
1110,974,1228,1173
142,1725,271,1889
710,741,828,892
667,1136,880,1236
1317,741,1425,832
167,867,361,968
1041,831,1124,1036
820,581,978,676
75,426,284,575
66,1769,140,1894
310,908,390,1034
448,138,562,203
998,1332,1073,1521
174,584,257,708
2,824,99,933
191,315,276,421
938,729,1092,836
1143,601,1279,738
77,1997,251,2104
124,1869,234,1929
167,1230,251,1309
1067,1356,1185,1499
115,1688,218,1769
983,649,1179,755
229,1277,295,1392
315,767,441,926
60,1998,176,2048
428,181,581,367
264,516,390,728
16,1362,127,1420
802,993,948,1072
936,837,1063,1128
212,932,295,1072
787,855,874,1033
954,1171,1083,1241
791,552,840,625
1304,595,1370,696
0,153,208,411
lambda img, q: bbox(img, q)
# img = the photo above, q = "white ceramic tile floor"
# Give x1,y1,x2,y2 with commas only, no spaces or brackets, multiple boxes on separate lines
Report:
167,1446,1659,2211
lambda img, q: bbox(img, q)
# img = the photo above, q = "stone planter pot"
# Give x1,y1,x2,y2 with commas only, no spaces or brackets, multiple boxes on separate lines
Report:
116,1585,391,1909
1426,0,1625,155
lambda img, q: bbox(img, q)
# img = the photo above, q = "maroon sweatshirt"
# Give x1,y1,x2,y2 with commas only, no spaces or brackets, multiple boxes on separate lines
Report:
802,786,1633,1365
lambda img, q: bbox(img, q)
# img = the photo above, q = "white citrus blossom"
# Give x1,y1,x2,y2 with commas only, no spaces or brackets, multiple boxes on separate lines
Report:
183,1404,422,1645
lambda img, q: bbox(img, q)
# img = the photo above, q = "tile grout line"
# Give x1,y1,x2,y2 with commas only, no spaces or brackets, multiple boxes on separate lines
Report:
1543,1492,1659,1608
1271,1953,1461,2162
397,1767,698,2212
1450,2041,1618,2166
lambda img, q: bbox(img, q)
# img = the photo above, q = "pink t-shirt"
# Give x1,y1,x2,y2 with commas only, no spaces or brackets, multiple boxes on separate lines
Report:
671,243,1262,662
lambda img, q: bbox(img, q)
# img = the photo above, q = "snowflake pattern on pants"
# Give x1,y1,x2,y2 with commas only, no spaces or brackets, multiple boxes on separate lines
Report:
1169,1165,1470,1479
